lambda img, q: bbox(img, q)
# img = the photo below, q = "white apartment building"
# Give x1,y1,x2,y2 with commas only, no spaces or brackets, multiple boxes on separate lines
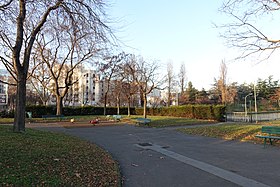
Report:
0,69,8,110
147,89,162,107
1,66,168,109
63,66,106,106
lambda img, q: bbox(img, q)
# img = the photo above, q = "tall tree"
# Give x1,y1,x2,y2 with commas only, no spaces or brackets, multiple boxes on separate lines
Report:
178,62,187,94
0,1,114,131
120,54,138,116
33,22,102,115
178,62,187,105
129,56,161,118
99,52,126,115
166,61,175,107
218,60,227,104
256,76,279,100
29,61,51,106
185,81,198,103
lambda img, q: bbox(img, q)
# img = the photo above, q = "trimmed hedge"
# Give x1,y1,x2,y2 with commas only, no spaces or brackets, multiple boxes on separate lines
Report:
23,106,136,118
136,105,226,121
1,105,225,121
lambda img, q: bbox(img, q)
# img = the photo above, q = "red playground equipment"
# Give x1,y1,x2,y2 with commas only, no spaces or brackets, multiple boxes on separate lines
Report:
90,118,99,124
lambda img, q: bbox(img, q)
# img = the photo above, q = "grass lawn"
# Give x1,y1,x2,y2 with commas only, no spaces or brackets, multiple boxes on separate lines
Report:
0,115,110,124
128,115,215,128
0,125,120,186
0,115,215,128
178,123,280,145
0,118,14,124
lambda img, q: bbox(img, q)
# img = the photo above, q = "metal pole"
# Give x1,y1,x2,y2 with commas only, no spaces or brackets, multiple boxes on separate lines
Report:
244,93,252,116
254,83,258,123
245,97,247,116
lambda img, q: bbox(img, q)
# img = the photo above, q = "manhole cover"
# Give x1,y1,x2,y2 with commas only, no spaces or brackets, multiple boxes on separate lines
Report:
138,143,152,147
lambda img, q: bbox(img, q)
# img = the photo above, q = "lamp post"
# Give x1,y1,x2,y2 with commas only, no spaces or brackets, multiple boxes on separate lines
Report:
254,83,258,123
245,93,253,116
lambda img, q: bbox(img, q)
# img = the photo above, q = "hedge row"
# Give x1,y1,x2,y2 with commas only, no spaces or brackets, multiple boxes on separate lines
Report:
135,105,226,121
1,104,226,121
0,106,137,118
23,106,137,118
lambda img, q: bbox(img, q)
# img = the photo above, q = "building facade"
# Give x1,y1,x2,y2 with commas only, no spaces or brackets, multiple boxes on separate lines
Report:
62,66,106,106
0,69,8,111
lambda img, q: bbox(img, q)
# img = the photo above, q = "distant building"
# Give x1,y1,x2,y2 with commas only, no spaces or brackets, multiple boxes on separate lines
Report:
0,69,8,111
147,89,162,107
1,65,147,109
47,66,105,107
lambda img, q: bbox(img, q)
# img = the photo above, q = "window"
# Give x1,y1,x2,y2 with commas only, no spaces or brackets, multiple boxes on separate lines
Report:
0,85,4,94
74,94,79,102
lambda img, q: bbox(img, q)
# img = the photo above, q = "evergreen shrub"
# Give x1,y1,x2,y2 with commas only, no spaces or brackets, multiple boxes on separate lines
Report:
136,105,226,121
0,106,136,118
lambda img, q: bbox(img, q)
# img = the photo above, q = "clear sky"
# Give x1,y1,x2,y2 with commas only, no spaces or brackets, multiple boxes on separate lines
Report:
108,0,280,89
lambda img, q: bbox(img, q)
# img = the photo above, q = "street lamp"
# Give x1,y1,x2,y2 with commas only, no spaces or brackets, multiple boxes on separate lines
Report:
254,83,258,123
245,93,253,116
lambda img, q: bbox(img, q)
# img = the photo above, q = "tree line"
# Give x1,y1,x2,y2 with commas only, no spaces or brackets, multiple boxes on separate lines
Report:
1,0,280,132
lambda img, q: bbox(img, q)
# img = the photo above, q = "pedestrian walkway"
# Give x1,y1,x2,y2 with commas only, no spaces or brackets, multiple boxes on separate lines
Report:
39,124,280,187
136,143,269,187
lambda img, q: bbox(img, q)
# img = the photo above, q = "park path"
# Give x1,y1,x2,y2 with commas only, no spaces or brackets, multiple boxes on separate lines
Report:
37,124,280,187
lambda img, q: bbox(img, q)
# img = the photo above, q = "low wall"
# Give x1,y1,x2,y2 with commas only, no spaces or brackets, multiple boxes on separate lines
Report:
226,112,280,122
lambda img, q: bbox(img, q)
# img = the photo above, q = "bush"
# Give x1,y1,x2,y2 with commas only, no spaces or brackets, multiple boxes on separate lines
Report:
1,104,225,121
136,105,226,121
0,110,14,118
1,105,136,118
26,105,56,118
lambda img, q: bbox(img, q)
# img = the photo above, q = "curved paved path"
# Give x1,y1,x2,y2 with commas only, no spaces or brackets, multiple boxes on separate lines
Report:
37,124,280,187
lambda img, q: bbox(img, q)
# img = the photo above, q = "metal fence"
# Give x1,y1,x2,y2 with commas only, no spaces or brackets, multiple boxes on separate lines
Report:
226,112,280,122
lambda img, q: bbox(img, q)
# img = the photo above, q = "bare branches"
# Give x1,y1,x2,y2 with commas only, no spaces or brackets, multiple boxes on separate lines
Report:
24,1,63,69
219,0,280,61
0,0,13,10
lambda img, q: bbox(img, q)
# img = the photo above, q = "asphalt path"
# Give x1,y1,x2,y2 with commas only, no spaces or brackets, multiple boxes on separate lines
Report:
38,124,280,187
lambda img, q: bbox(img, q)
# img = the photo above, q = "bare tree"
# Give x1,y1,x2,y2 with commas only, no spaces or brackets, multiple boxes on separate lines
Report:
218,60,227,104
99,52,126,115
178,62,187,105
130,56,161,118
0,1,114,131
29,59,51,105
121,54,139,116
166,61,175,107
220,0,280,60
178,62,187,93
33,21,101,115
215,60,237,104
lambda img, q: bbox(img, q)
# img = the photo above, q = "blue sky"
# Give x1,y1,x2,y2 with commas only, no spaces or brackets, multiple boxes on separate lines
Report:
109,1,280,89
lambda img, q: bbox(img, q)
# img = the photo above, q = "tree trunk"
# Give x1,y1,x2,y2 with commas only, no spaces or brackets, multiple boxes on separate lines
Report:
117,96,120,115
56,96,63,115
103,93,107,115
140,93,144,107
143,94,147,118
13,76,27,132
127,96,131,117
167,86,171,107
